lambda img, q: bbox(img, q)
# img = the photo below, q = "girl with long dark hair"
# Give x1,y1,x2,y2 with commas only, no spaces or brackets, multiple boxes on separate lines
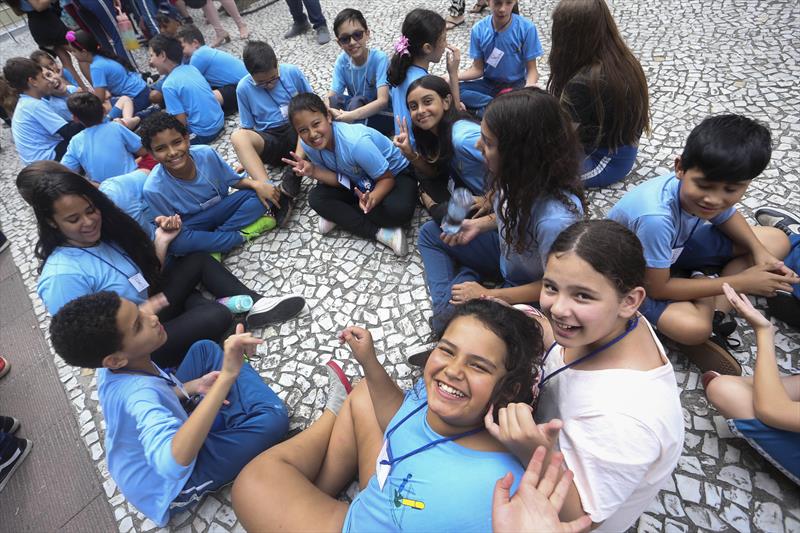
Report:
22,162,305,367
547,0,650,188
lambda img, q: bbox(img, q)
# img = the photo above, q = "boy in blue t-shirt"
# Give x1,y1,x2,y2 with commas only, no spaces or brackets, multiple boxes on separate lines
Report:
49,291,289,527
326,9,392,136
140,112,277,256
3,57,85,165
231,40,312,209
456,0,543,116
61,92,147,183
608,115,798,376
177,25,248,116
148,34,224,145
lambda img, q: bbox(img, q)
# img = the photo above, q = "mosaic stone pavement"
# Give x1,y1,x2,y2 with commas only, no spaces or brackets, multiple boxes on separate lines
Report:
0,0,799,531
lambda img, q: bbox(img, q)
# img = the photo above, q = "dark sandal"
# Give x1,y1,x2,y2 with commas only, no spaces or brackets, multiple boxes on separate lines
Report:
469,1,488,14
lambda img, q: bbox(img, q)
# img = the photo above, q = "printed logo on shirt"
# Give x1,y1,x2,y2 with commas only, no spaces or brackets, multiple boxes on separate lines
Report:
390,474,425,528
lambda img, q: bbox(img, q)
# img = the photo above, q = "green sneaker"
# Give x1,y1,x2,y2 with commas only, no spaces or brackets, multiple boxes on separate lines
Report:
210,252,222,262
241,215,277,242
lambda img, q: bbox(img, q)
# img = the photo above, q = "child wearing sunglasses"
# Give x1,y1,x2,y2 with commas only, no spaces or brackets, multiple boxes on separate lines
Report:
327,9,393,136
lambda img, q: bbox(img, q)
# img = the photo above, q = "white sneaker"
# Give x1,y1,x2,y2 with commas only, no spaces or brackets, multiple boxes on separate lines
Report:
246,295,306,328
318,217,337,235
375,227,407,256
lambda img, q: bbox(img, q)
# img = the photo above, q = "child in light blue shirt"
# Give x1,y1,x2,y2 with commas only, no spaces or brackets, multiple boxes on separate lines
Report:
61,92,146,182
327,9,392,135
457,0,543,116
148,34,224,145
50,292,289,527
178,25,248,115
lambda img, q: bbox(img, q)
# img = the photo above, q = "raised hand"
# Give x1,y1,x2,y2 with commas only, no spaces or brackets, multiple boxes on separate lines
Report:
222,323,263,377
392,116,414,158
281,151,316,179
485,403,563,466
446,45,461,75
338,326,378,368
139,293,169,316
722,282,773,331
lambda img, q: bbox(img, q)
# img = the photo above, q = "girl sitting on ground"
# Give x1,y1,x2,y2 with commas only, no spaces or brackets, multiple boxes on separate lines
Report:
232,299,549,531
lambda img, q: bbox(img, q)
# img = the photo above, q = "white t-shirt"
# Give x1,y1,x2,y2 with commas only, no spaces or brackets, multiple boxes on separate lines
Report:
535,318,684,531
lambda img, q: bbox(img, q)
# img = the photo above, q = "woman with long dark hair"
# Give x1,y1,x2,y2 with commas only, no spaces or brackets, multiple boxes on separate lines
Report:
22,162,305,367
547,0,650,188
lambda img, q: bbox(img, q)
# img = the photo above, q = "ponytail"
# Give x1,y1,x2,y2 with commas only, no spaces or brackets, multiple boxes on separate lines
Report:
387,9,445,87
70,30,135,72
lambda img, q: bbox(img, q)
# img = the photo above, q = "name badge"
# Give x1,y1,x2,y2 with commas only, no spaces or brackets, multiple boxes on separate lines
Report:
337,173,352,190
486,47,505,68
129,272,150,292
375,439,392,491
200,195,222,210
670,247,684,265
280,104,289,119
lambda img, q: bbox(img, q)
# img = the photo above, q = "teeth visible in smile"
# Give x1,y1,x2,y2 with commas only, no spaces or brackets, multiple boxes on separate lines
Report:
555,320,578,330
438,381,465,398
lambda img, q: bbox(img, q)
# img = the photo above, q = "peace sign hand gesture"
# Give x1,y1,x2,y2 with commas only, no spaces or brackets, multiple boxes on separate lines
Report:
281,151,316,179
392,116,415,158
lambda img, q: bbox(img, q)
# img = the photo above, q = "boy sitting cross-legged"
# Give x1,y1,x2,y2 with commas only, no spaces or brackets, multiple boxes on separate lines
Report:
609,114,799,375
49,291,289,526
141,112,277,257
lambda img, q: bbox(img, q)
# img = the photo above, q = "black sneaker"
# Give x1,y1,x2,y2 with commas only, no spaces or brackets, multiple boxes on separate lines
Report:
274,194,294,228
280,166,302,199
284,21,311,39
754,206,800,236
767,293,800,328
0,416,19,435
0,436,33,493
712,311,739,343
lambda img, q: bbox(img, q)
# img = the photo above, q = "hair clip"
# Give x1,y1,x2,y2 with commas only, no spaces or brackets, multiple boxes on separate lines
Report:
393,35,410,57
65,30,76,43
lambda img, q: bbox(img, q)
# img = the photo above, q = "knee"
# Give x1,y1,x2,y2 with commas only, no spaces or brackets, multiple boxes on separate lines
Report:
705,375,741,409
678,321,713,345
204,304,234,336
231,128,252,147
660,312,712,345
232,454,276,523
757,226,791,258
417,220,441,248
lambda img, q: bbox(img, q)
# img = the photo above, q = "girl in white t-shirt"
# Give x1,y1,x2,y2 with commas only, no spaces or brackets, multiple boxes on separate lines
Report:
486,219,684,531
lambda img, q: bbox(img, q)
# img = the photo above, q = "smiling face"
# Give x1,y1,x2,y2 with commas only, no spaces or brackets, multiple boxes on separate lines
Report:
675,159,750,220
477,121,500,175
148,127,193,177
423,315,508,435
148,47,171,75
292,109,334,151
540,251,638,349
407,85,450,133
335,19,370,64
50,194,102,248
112,299,167,364
42,68,66,96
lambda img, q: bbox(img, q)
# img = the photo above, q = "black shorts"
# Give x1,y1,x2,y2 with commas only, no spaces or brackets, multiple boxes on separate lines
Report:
213,84,238,116
256,124,298,167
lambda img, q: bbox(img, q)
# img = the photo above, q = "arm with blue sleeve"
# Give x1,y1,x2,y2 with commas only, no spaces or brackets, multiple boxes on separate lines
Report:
130,388,195,478
60,138,83,173
336,54,391,123
37,271,95,315
162,83,188,125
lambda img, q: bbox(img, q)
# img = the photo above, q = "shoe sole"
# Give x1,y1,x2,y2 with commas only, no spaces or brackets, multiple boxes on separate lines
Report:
0,241,9,254
407,342,437,367
246,296,305,328
0,439,33,493
325,361,352,394
678,341,742,376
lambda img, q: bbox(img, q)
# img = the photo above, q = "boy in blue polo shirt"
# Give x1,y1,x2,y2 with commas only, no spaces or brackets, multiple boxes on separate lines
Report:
148,34,224,145
61,92,147,182
3,57,83,165
609,114,798,376
177,25,248,116
326,9,392,136
456,0,542,116
231,40,312,210
141,112,276,256
49,291,289,527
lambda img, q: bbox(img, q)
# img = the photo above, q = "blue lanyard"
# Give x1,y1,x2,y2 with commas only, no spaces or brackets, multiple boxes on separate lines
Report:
168,164,223,208
487,16,513,58
348,55,368,98
319,125,341,176
110,363,191,400
672,181,702,249
379,401,483,468
539,315,640,389
79,243,142,285
262,78,293,112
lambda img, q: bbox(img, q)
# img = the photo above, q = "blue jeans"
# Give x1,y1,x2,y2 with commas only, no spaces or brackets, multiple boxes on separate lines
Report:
580,144,638,188
459,78,524,117
285,0,326,27
169,190,267,255
418,220,504,332
169,340,289,512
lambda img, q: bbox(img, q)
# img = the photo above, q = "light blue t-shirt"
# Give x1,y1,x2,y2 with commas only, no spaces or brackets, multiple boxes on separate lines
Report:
189,45,248,88
391,65,428,147
236,63,313,131
450,119,487,194
496,192,584,286
100,170,156,237
144,145,242,218
90,55,147,97
37,241,148,314
97,365,194,527
11,94,67,164
301,122,408,186
608,173,736,269
62,68,79,87
162,64,224,137
61,121,141,182
45,85,79,122
470,14,543,84
331,49,389,102
342,380,523,532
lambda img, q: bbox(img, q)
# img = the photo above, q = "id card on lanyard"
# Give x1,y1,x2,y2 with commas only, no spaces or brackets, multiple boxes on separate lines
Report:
81,244,150,294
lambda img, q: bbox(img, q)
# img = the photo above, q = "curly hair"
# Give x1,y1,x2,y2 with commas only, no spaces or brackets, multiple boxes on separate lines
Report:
138,111,188,151
442,299,543,416
483,88,587,254
50,291,123,368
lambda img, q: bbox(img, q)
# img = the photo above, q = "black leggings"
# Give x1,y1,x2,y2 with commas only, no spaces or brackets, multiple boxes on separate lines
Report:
308,167,417,239
152,253,262,367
